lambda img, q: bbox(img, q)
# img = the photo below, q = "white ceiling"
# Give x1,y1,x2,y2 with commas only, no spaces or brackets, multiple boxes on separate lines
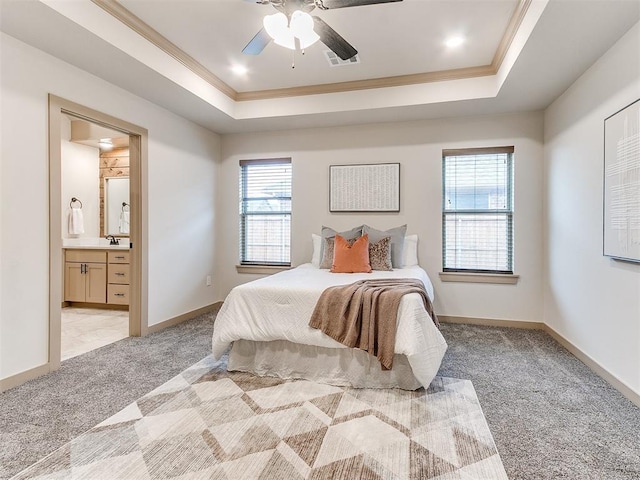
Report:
1,0,638,134
118,0,519,92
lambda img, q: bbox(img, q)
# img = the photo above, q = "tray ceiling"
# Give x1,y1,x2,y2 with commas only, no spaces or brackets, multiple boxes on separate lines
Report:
1,0,638,133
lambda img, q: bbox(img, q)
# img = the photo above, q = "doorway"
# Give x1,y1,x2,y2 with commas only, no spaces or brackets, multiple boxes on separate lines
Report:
48,95,148,370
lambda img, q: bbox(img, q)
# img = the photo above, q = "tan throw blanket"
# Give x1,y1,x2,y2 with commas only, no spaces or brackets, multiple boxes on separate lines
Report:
308,278,439,370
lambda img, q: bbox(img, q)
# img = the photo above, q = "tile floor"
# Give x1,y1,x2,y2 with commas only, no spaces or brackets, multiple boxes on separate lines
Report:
61,307,129,360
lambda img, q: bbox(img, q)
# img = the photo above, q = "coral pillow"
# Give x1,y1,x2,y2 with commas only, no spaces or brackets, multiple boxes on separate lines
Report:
331,234,372,273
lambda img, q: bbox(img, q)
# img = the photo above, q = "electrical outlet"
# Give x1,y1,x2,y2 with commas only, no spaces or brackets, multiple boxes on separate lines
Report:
206,275,212,286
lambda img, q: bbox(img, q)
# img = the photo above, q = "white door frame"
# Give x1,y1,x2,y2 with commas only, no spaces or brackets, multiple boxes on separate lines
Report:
48,95,148,370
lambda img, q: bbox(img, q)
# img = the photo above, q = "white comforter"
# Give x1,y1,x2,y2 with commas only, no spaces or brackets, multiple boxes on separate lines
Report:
212,264,447,387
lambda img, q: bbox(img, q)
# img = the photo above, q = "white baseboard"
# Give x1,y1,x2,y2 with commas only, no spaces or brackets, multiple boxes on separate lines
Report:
439,315,544,330
543,324,640,409
439,315,640,408
0,363,51,393
4,311,638,409
147,302,221,334
1,303,222,392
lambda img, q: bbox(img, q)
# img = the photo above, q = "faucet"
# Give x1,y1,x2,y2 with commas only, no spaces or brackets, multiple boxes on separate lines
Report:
106,235,119,246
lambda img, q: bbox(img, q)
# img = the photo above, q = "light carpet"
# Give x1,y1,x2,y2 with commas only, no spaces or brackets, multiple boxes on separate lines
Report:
13,356,507,479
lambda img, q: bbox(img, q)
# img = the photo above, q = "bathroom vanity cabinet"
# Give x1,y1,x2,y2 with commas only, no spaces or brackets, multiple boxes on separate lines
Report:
64,248,130,306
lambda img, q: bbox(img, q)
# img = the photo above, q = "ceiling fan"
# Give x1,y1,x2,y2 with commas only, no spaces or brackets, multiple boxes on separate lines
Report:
242,0,402,61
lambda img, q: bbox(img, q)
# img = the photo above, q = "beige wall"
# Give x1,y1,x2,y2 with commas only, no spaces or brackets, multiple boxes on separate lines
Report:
61,116,101,239
0,33,220,380
544,22,640,396
217,111,545,322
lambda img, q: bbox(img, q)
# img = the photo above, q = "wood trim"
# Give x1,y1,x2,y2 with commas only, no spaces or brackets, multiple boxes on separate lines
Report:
442,146,515,156
56,99,148,136
147,302,221,334
65,302,129,311
90,0,236,100
128,130,148,336
90,0,530,102
438,315,544,330
2,302,218,390
439,272,520,284
99,148,130,238
0,363,51,393
239,158,291,166
543,325,640,408
48,96,64,371
491,0,532,71
438,315,640,408
236,265,292,275
49,95,148,372
235,65,495,101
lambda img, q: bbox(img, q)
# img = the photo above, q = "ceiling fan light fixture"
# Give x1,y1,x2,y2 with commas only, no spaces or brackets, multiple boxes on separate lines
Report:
290,10,319,49
263,10,319,51
264,12,295,49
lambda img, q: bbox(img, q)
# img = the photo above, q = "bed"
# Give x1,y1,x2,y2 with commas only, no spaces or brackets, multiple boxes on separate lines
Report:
212,263,447,390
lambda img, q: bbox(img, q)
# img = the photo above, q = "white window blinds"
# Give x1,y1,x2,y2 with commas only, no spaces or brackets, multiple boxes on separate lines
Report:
239,159,292,266
442,147,514,274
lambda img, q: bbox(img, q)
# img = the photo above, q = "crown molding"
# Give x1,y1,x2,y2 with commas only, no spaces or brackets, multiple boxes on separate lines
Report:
235,64,495,101
90,0,238,100
492,0,531,70
91,0,530,102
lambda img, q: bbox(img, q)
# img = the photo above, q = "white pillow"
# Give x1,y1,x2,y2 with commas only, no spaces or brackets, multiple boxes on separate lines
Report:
311,233,321,267
402,234,419,267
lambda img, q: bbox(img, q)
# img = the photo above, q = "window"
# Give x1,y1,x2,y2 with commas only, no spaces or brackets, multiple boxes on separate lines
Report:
442,147,514,274
239,158,292,266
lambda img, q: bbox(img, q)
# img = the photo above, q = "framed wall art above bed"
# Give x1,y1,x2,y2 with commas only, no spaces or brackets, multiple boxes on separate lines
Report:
329,163,400,212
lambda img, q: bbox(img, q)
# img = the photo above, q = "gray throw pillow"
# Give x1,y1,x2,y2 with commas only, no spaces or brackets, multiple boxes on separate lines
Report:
319,225,363,266
363,224,407,268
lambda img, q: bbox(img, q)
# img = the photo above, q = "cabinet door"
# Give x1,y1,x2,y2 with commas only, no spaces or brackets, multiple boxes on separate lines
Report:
85,263,107,304
64,263,85,302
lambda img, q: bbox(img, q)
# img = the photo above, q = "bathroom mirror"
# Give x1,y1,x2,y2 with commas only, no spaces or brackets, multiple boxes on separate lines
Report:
104,176,130,236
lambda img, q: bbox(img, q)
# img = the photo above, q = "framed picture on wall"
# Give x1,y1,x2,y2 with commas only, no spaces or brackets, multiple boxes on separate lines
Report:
329,163,400,212
603,98,640,263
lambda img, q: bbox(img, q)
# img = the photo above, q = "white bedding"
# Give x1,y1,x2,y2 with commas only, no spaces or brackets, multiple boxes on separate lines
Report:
212,263,447,388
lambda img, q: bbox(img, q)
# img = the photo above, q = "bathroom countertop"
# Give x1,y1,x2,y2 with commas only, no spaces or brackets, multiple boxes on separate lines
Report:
62,245,130,250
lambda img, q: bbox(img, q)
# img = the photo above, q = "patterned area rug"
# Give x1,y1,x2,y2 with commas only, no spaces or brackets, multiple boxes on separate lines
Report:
14,356,507,479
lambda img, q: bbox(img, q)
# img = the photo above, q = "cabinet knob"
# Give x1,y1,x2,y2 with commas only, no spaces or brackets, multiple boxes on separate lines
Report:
115,256,125,260
115,272,126,276
114,293,125,297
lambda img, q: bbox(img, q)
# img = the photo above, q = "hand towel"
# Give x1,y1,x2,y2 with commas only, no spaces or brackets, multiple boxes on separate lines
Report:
69,207,85,235
119,211,130,234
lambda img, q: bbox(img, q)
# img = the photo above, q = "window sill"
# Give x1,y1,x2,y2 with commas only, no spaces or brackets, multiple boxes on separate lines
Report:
439,272,519,284
236,265,291,275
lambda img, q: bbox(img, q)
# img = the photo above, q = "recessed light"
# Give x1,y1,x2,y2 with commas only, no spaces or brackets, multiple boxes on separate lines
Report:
445,36,465,48
231,64,248,75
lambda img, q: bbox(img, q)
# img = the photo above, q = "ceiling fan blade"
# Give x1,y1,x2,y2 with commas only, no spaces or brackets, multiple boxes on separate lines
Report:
316,0,402,9
242,27,272,55
312,16,357,61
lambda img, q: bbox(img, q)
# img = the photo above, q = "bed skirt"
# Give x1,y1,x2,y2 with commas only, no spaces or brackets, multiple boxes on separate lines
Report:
228,339,423,390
